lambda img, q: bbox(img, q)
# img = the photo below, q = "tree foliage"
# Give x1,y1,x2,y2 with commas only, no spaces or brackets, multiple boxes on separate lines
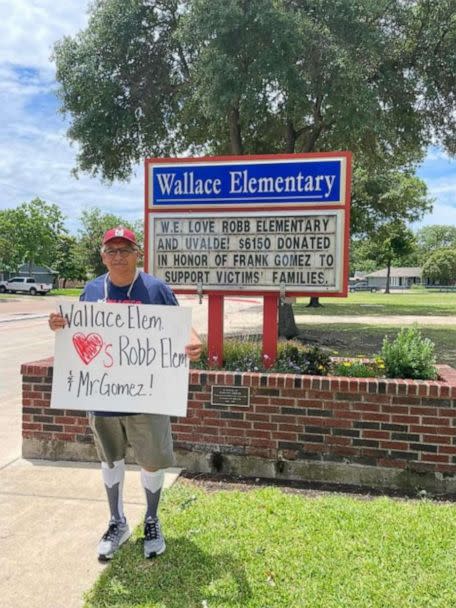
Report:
422,248,456,284
350,167,433,237
0,209,24,273
349,239,379,274
0,198,66,273
78,208,142,277
54,0,456,181
364,221,417,292
54,234,87,287
416,225,456,260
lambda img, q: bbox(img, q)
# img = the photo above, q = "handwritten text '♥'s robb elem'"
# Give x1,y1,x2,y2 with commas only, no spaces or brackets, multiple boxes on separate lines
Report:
59,303,163,331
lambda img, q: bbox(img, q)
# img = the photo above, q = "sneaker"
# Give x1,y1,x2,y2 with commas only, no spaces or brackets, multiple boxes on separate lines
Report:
98,518,130,561
144,517,166,558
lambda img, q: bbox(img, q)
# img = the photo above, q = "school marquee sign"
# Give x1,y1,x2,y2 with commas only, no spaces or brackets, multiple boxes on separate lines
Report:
145,153,351,297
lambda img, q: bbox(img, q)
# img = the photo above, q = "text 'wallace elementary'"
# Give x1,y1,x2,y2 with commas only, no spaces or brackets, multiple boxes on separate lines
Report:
150,159,343,205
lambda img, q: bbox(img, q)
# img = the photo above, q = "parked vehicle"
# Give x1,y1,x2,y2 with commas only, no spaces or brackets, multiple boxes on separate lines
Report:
0,276,53,295
349,281,378,293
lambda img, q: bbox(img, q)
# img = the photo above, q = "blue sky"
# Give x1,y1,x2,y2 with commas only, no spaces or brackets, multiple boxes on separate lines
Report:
1,0,455,235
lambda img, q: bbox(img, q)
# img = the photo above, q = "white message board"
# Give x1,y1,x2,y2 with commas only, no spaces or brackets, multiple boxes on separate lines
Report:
150,210,345,292
50,302,192,415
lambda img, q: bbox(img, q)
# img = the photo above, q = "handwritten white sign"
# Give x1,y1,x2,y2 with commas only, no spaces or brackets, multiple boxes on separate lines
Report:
50,302,192,415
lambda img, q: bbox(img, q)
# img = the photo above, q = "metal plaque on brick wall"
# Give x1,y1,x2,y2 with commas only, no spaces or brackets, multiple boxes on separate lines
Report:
211,385,250,407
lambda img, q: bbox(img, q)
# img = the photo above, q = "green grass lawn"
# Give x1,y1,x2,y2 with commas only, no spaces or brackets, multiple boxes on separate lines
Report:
85,481,456,608
48,288,83,296
294,292,456,317
0,289,82,298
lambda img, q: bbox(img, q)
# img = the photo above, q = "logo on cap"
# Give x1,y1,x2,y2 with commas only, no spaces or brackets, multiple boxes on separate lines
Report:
114,228,125,237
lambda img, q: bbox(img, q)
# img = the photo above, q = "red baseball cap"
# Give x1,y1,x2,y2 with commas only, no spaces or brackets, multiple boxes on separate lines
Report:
102,226,137,246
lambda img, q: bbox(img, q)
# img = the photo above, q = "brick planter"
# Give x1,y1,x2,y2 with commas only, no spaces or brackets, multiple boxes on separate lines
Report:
21,358,456,494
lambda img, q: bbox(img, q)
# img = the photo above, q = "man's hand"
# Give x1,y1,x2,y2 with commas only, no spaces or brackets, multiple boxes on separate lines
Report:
185,328,203,361
48,312,66,331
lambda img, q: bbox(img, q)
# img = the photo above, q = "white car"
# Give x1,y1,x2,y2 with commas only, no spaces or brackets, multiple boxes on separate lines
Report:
0,276,53,295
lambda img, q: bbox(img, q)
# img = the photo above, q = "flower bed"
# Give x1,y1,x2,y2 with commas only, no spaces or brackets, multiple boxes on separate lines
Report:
21,357,456,495
194,327,440,381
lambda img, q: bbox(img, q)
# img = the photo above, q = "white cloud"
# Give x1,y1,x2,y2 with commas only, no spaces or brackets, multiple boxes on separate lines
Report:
0,0,88,74
417,202,456,227
0,1,144,233
424,149,451,162
412,169,456,229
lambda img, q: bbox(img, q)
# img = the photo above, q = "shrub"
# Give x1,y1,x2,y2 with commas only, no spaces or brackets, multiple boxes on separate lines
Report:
332,358,384,378
380,326,438,380
191,338,263,372
273,341,331,376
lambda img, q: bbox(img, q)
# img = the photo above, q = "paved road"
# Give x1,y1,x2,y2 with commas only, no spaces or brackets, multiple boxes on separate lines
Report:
0,317,54,469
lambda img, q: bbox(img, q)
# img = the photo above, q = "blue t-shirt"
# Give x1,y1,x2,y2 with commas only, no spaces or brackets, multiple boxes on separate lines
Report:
80,271,178,415
80,271,178,307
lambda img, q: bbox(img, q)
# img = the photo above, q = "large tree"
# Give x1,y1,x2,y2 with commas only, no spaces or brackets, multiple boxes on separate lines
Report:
0,199,66,274
0,209,24,274
54,234,88,287
53,0,456,328
416,225,456,261
350,167,432,238
54,0,456,176
364,221,417,293
422,248,456,285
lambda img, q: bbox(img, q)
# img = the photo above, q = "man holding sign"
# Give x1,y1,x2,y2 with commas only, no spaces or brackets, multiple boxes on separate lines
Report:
49,226,202,561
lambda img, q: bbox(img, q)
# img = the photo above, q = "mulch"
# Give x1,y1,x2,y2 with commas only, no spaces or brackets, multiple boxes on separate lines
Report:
178,471,456,504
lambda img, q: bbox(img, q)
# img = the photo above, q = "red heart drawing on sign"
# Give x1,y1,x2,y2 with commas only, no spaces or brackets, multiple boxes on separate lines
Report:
72,333,103,365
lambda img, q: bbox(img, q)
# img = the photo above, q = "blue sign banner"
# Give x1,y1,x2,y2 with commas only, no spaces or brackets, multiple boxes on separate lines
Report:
150,158,344,207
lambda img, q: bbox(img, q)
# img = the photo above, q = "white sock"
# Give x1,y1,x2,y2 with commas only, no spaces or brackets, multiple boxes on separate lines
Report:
141,469,164,520
101,459,125,522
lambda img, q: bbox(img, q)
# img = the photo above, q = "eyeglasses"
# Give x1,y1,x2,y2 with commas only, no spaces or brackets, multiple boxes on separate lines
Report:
103,248,137,258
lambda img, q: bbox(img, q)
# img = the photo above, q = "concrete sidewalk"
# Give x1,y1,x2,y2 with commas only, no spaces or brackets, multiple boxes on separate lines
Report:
0,459,181,608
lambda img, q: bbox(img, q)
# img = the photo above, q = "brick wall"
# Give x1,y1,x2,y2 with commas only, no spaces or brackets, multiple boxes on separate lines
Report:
21,358,456,492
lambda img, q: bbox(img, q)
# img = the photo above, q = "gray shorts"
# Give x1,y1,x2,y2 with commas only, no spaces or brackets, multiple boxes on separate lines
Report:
88,413,175,469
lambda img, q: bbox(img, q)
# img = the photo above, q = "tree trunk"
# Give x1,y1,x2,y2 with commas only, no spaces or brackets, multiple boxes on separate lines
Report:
307,296,323,308
285,120,297,154
385,261,391,294
279,301,299,338
287,119,323,308
228,106,243,155
278,120,300,338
